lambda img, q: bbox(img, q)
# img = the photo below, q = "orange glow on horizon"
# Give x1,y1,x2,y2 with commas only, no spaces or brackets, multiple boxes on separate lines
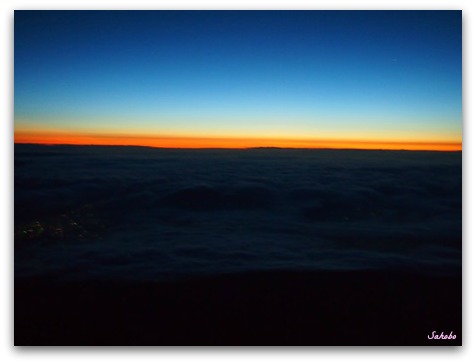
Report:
14,130,462,152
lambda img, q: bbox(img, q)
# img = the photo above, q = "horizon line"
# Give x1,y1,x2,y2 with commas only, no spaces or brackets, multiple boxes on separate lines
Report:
13,131,461,151
14,142,463,153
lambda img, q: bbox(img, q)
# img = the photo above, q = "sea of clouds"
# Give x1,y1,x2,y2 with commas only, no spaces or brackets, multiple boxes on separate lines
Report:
14,145,462,281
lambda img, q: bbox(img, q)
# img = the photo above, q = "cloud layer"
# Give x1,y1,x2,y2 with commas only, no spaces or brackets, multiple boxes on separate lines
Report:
14,145,462,281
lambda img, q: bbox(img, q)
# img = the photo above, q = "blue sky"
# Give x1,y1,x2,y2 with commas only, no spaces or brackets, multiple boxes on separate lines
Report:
14,11,462,148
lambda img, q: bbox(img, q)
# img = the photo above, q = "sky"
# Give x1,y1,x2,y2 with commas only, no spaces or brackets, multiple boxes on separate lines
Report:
14,10,462,150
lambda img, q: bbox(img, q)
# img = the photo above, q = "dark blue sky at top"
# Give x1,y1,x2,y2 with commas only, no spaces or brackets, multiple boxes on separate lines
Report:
14,11,461,140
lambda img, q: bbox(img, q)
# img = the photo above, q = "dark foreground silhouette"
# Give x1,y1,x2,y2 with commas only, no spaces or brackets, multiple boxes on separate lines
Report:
15,270,461,346
15,145,462,345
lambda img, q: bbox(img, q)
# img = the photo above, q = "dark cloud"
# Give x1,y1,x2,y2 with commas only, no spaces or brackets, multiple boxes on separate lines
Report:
160,184,275,211
14,145,462,281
